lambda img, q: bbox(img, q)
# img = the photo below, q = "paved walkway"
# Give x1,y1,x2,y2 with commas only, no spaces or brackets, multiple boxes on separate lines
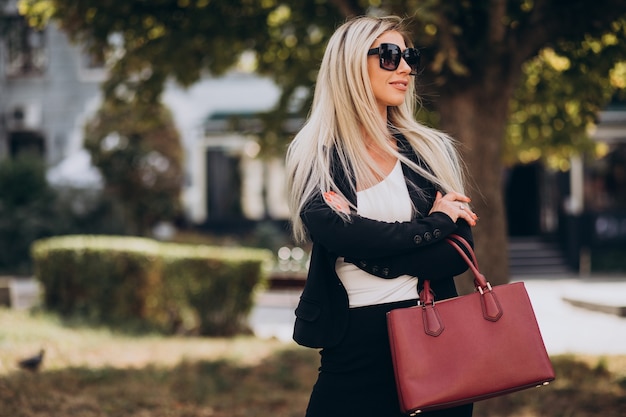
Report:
5,275,626,355
250,274,626,356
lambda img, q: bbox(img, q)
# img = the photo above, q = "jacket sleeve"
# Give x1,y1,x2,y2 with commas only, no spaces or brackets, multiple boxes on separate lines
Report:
301,193,459,260
343,220,474,281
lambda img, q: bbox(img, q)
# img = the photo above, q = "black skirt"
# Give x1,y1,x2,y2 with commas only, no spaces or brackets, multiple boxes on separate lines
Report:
305,299,473,417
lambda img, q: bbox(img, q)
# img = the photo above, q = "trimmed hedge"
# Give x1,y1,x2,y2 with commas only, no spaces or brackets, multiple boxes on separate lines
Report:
31,235,272,336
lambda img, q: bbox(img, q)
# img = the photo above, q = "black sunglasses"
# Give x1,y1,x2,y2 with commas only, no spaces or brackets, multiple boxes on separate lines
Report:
367,43,420,76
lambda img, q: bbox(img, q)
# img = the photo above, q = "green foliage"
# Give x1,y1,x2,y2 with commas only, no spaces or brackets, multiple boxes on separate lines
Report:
31,235,272,335
506,18,626,169
17,0,626,160
52,186,129,236
17,0,325,103
161,243,271,336
0,156,142,275
0,155,50,209
32,236,164,328
17,0,345,152
0,156,59,274
84,101,184,236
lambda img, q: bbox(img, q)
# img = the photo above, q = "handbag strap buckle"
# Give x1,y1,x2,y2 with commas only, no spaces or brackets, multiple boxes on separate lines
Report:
477,282,493,294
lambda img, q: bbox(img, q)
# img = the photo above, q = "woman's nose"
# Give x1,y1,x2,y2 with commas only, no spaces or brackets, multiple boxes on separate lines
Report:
397,57,412,74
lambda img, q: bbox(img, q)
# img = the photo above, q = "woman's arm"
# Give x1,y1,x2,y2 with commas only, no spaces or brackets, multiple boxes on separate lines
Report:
343,220,474,281
301,192,459,259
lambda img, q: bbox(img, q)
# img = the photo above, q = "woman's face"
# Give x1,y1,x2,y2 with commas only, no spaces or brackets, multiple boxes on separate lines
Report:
367,31,412,117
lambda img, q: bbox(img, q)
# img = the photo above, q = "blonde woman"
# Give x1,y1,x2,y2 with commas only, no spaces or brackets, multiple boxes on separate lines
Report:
286,16,478,417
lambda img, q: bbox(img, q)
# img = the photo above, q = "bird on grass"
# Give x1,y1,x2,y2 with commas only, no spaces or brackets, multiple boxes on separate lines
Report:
17,349,45,372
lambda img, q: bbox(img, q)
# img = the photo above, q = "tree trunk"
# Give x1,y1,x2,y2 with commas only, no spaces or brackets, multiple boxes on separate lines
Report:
435,76,516,291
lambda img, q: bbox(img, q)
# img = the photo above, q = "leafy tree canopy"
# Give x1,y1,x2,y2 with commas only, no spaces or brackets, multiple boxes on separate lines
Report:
17,0,626,160
506,18,626,169
84,100,184,235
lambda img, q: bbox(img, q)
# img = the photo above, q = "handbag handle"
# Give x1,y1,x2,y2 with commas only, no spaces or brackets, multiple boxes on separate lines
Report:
420,235,487,304
420,234,502,325
446,234,489,290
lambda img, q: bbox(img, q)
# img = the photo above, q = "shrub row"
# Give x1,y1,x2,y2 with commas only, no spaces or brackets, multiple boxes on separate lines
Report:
31,235,272,336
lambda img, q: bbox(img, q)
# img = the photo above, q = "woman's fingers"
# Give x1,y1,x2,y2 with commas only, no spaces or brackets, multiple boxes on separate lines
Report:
430,190,478,226
443,191,471,204
323,191,350,214
458,203,478,226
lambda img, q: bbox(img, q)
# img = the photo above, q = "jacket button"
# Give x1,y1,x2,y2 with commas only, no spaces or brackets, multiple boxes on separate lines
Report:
424,232,432,241
413,235,422,245
372,266,379,274
359,260,367,268
382,267,390,277
433,228,441,238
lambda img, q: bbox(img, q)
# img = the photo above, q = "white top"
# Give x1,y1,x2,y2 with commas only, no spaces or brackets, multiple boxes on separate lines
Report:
335,159,418,307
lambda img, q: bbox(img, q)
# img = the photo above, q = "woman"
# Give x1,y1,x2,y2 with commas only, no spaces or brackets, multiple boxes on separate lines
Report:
285,16,478,417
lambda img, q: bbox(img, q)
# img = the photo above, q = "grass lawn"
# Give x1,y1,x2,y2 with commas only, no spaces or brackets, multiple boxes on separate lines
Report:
1,307,625,417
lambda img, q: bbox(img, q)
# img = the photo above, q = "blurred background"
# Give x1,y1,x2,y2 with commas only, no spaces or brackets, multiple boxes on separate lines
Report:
1,2,626,417
0,0,625,280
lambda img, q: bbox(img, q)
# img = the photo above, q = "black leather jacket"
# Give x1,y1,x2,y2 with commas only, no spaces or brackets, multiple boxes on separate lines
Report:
293,135,474,348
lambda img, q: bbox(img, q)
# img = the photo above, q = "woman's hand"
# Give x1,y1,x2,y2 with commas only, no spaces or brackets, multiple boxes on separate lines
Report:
323,191,351,214
429,191,478,226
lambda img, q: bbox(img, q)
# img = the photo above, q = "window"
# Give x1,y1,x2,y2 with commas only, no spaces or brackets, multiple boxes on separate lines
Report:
9,131,46,158
3,15,47,77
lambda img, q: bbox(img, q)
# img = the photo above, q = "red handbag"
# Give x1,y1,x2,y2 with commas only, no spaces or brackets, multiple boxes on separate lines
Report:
386,235,555,415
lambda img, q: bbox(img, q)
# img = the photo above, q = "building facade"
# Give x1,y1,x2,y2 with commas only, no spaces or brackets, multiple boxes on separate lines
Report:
0,4,290,230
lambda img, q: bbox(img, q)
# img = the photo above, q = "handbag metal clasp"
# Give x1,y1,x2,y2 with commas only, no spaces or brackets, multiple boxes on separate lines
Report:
477,282,493,294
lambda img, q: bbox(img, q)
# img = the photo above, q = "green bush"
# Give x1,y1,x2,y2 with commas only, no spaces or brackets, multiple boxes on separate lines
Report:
0,156,59,275
31,235,272,335
0,156,137,275
161,244,272,336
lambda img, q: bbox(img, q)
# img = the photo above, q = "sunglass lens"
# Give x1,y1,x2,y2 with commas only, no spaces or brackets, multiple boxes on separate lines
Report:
380,44,401,71
404,49,420,74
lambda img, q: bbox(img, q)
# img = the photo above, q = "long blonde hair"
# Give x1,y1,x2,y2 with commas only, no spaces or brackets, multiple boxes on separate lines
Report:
286,15,466,243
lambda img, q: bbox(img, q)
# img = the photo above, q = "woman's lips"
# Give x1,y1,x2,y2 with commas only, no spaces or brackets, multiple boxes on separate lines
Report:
390,80,408,91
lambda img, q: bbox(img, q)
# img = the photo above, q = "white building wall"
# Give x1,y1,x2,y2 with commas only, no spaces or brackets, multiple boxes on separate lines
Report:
1,21,104,165
162,75,286,223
